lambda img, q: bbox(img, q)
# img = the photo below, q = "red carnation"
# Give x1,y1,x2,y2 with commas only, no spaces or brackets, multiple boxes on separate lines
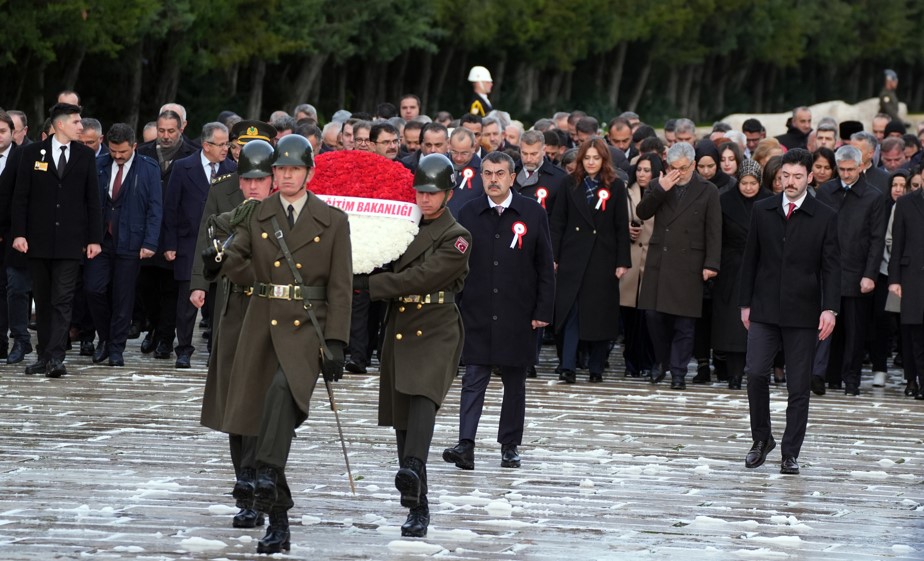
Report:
310,151,416,203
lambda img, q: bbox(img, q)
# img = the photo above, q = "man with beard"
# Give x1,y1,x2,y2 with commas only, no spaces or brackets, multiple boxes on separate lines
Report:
515,130,567,215
400,123,448,173
371,122,400,161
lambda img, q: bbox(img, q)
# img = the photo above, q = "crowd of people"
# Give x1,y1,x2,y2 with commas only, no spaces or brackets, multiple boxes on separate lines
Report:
1,66,923,551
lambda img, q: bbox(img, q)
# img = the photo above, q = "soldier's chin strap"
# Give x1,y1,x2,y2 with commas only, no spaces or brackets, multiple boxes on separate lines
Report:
270,215,332,361
438,191,450,210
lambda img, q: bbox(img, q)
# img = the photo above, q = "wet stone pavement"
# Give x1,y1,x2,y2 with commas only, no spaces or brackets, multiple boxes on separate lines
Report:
0,333,921,560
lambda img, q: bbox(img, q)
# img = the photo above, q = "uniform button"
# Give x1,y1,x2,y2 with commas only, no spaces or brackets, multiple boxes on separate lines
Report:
314,236,321,243
493,288,498,294
396,333,403,340
575,227,580,231
638,242,643,247
271,320,278,326
495,234,500,239
262,232,269,239
293,320,300,327
296,263,302,269
492,315,498,320
416,304,423,310
416,330,422,336
398,306,405,312
274,261,280,267
56,204,60,208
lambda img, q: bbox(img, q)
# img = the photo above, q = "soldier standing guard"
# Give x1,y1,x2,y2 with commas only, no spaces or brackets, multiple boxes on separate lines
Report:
356,154,471,538
467,66,494,117
220,135,353,554
879,69,901,124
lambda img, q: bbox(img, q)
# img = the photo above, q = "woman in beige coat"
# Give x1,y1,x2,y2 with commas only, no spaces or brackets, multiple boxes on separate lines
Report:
619,153,660,377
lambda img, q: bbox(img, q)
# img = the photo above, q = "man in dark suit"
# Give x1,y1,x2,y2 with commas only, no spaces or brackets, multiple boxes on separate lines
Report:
162,122,236,368
514,130,568,216
850,131,889,193
739,148,840,475
11,103,103,377
814,145,887,396
136,109,199,359
84,123,162,366
636,141,722,389
400,123,449,174
889,187,924,399
0,111,17,358
446,128,485,217
444,151,554,471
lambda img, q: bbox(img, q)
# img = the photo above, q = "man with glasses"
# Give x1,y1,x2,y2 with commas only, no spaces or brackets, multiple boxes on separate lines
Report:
446,127,485,217
371,122,400,161
460,113,485,159
162,122,236,368
636,141,722,390
352,121,373,153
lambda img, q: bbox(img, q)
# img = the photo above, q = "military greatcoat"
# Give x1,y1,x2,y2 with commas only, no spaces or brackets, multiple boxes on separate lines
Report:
220,192,352,436
369,210,471,429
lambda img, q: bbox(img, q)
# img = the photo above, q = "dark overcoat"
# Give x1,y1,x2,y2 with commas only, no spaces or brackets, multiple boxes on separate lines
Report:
12,137,103,259
162,151,235,281
190,173,244,293
369,210,471,429
711,188,772,352
457,192,555,368
220,192,353,436
635,173,722,318
815,177,887,297
447,155,484,217
95,153,162,256
550,176,632,340
888,190,924,325
513,158,568,216
738,193,841,327
0,144,29,269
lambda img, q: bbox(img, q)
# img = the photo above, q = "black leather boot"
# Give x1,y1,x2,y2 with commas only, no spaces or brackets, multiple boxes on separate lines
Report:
253,465,278,513
395,456,424,507
257,509,290,554
233,508,265,528
233,467,256,507
442,439,474,470
401,495,430,538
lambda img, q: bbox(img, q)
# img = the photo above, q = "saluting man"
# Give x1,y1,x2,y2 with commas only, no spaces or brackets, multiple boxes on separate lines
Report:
220,135,352,554
443,151,554,471
358,153,471,538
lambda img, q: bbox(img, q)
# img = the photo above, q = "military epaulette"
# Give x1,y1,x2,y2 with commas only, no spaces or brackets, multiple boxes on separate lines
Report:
211,173,234,185
229,197,261,228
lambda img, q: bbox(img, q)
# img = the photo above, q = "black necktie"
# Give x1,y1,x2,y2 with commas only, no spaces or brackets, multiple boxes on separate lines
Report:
57,146,67,177
287,204,295,229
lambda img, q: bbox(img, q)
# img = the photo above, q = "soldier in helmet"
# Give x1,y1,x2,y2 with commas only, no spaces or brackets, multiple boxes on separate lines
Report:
195,134,276,530
467,65,494,117
355,153,472,537
220,134,353,554
879,69,902,124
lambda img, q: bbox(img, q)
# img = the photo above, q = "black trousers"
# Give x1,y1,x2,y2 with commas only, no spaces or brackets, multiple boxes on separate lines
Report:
869,273,895,372
174,280,197,356
138,265,177,345
348,288,373,366
620,306,655,375
395,396,436,497
255,367,311,511
29,258,81,362
229,434,259,479
646,310,696,379
825,295,873,388
83,239,142,354
902,324,924,387
746,322,815,459
459,364,526,445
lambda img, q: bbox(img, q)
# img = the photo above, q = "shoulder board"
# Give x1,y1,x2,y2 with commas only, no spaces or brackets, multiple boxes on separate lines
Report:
211,173,234,185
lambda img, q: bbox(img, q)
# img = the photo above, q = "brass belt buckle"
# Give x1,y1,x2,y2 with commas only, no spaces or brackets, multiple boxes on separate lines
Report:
272,284,289,299
244,286,253,296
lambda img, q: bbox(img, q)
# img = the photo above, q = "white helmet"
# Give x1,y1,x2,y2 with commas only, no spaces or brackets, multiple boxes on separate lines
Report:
468,66,493,83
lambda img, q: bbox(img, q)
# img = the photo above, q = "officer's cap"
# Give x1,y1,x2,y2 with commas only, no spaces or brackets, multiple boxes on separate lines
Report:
231,120,277,145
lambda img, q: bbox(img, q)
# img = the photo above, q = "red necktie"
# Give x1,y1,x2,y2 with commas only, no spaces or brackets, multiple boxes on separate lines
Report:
112,164,124,200
785,202,796,220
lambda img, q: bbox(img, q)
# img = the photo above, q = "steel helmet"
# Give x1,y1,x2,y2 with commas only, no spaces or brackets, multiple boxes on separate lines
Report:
237,139,276,178
273,134,314,168
413,154,455,192
467,66,493,83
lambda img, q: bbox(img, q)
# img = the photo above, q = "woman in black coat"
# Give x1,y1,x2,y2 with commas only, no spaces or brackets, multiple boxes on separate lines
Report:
550,138,632,383
712,160,772,388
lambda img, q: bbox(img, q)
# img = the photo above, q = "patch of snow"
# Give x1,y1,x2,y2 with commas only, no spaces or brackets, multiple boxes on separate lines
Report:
849,470,889,479
685,516,760,530
386,540,444,554
301,515,322,526
207,505,239,515
747,535,803,548
892,545,916,554
484,499,513,517
179,537,227,551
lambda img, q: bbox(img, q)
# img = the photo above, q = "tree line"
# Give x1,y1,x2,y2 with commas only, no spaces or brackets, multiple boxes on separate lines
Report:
2,0,922,133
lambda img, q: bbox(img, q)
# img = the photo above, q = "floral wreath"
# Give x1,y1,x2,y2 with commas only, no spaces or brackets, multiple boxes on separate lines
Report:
310,150,420,273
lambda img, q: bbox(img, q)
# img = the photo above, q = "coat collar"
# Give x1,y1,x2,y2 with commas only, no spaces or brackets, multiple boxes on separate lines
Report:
256,191,332,254
397,210,457,269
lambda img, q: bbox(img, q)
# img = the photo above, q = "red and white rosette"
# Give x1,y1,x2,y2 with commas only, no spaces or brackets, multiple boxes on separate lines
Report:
310,151,419,273
460,168,474,189
510,221,527,249
536,187,548,209
595,188,610,211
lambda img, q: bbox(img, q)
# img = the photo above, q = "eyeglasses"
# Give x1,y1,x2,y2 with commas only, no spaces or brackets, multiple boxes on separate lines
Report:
205,140,230,149
376,139,400,146
355,138,370,145
669,162,693,172
481,170,509,179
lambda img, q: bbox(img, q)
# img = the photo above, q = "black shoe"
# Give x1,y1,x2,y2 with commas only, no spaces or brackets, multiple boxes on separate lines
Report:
175,354,191,369
670,376,686,390
0,342,7,360
893,354,903,367
560,369,576,384
442,440,474,470
253,465,279,513
844,385,860,396
649,366,666,385
811,376,826,396
28,320,37,331
140,332,156,354
233,467,256,506
153,340,172,359
780,456,800,475
24,358,48,375
47,359,67,378
395,456,424,507
904,380,919,397
80,340,96,357
256,509,290,554
344,360,367,374
199,317,209,329
501,445,521,468
692,363,710,384
232,508,265,528
589,373,603,383
527,365,537,378
728,376,742,390
772,367,786,385
827,381,842,390
745,437,776,469
401,496,430,538
127,322,142,340
108,353,124,367
92,341,109,364
915,391,924,401
7,341,33,364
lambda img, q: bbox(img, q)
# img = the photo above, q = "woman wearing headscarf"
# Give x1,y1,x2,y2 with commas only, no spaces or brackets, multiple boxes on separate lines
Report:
711,160,772,388
695,139,737,193
619,153,662,378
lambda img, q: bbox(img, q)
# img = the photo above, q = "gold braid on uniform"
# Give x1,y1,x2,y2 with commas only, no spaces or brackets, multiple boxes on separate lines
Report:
229,198,261,229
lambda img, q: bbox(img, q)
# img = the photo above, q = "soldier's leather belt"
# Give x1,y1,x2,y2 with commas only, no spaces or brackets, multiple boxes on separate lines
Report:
230,284,253,295
255,283,327,301
398,291,454,304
